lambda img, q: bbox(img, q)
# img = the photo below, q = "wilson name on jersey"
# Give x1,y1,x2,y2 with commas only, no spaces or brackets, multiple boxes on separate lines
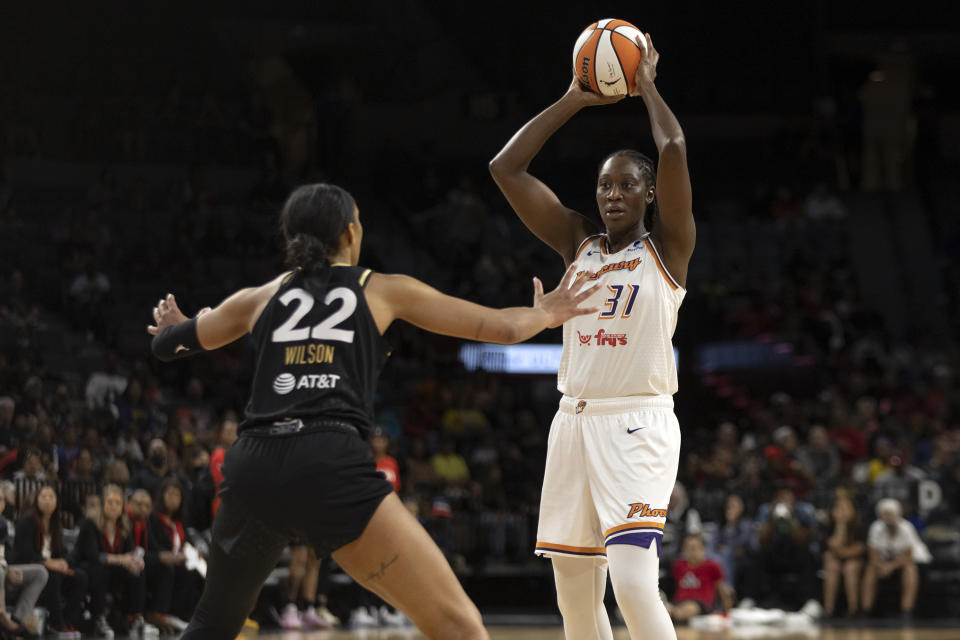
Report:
242,266,389,436
558,234,685,398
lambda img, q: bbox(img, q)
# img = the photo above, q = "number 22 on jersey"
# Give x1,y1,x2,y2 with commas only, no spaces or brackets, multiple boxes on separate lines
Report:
271,287,357,343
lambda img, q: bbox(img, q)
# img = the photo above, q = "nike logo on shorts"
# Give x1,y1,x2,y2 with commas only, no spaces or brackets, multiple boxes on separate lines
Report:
626,427,646,434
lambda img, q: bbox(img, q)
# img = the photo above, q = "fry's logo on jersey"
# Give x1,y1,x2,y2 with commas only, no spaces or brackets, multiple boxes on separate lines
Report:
577,329,627,347
626,503,668,519
577,257,641,281
273,372,341,395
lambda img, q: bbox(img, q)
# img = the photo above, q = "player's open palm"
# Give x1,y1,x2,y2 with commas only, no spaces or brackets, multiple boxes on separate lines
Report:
148,293,211,335
534,262,601,328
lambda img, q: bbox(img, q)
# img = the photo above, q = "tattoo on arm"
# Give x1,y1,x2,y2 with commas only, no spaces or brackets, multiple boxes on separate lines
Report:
363,554,399,582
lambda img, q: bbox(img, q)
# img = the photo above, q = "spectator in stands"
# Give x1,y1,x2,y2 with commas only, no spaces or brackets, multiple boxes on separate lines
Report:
281,545,341,631
372,427,400,492
12,447,46,484
71,484,147,636
754,488,817,609
431,438,469,489
13,484,89,636
209,416,237,518
84,353,126,410
104,459,130,491
797,424,841,507
872,454,926,506
667,535,734,623
115,377,156,443
822,493,865,617
68,448,97,485
68,260,111,339
131,439,178,500
0,397,14,453
56,427,81,477
862,498,923,619
403,438,437,494
145,478,195,632
662,481,703,567
706,493,754,595
126,489,151,552
0,487,47,635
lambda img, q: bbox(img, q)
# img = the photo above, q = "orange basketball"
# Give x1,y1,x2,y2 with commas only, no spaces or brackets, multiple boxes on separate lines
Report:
572,19,647,97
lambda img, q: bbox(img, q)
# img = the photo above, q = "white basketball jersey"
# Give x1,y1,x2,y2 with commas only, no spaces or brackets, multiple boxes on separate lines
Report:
558,233,685,398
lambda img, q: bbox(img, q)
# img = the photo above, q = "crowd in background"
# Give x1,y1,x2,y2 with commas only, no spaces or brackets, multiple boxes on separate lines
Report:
1,27,959,633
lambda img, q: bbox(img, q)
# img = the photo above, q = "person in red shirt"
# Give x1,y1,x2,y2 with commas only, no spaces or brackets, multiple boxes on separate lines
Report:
371,428,400,493
209,416,238,518
668,535,733,623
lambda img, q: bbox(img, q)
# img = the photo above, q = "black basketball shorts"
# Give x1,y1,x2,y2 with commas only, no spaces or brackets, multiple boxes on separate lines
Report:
218,425,393,557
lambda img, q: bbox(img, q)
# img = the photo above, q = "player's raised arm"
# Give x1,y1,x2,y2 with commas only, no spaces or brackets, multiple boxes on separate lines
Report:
147,274,284,360
631,33,695,284
489,80,621,263
365,262,601,345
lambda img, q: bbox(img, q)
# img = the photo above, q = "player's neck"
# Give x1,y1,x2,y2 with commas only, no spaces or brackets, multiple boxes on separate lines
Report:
604,225,647,254
328,247,353,266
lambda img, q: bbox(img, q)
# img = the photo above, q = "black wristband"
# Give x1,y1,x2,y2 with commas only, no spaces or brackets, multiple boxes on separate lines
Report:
151,317,203,362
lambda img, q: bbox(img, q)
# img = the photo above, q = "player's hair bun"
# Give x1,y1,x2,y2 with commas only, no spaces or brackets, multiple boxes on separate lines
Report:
284,233,329,273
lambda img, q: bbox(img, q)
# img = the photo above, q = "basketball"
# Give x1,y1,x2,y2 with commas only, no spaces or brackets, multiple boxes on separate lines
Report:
572,18,647,96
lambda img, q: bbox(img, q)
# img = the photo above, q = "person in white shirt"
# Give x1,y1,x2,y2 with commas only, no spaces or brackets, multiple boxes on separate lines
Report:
862,498,925,618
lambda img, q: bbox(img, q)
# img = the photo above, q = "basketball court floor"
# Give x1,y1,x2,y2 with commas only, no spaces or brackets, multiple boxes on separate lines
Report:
255,628,960,639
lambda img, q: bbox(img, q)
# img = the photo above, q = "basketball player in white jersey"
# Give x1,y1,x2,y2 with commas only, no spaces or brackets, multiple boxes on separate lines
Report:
490,33,693,639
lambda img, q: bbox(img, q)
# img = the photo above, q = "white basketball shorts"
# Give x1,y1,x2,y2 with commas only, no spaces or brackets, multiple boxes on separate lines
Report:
535,394,681,560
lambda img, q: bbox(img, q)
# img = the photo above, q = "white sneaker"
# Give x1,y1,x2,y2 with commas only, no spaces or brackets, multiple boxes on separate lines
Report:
142,622,161,638
94,615,115,639
378,606,409,627
800,598,824,620
316,604,341,627
349,606,380,628
300,606,332,630
279,603,302,630
163,614,189,632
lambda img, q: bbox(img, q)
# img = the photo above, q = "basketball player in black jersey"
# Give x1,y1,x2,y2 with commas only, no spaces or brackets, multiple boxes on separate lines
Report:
147,183,602,639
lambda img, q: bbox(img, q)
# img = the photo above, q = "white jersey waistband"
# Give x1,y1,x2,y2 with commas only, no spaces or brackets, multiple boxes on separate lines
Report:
559,394,674,416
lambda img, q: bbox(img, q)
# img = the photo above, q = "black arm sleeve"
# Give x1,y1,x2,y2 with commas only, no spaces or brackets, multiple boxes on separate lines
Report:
151,317,203,362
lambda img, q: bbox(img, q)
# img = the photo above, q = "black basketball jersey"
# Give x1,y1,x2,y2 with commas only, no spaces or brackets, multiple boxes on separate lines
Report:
242,266,389,437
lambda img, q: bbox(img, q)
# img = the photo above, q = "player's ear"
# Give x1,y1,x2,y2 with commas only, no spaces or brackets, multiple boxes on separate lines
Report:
646,187,656,204
341,222,357,249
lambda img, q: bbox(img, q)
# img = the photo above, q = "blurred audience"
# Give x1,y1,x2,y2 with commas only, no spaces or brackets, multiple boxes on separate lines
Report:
822,493,865,617
862,498,926,619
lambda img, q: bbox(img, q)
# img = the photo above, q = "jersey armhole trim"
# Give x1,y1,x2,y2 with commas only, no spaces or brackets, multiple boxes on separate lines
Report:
645,238,681,291
358,269,373,287
574,234,604,260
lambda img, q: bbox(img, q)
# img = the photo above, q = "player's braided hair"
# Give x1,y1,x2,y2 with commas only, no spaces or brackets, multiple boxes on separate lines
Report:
599,149,659,233
281,183,356,273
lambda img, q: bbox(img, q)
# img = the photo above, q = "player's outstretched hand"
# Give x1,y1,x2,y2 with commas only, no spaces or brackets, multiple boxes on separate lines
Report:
147,293,210,335
564,76,625,107
533,262,601,328
630,33,659,96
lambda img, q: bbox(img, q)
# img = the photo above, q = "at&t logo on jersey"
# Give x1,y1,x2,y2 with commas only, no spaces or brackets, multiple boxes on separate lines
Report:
576,329,628,347
273,373,296,395
273,372,341,395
